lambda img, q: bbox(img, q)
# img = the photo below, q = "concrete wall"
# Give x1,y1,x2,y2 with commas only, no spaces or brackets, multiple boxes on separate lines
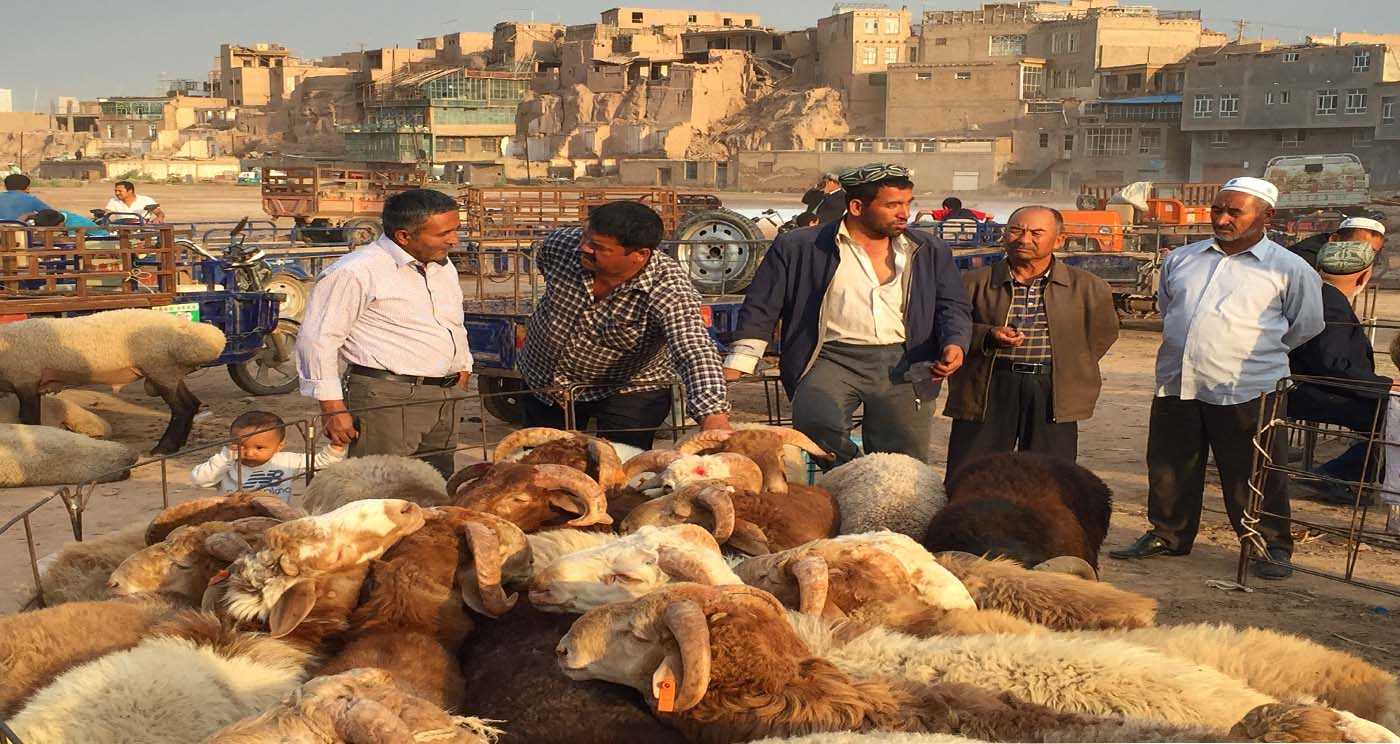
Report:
493,22,565,65
816,8,913,132
1185,128,1400,185
886,62,1026,136
618,158,730,187
1379,82,1400,141
601,8,761,29
918,19,1038,65
101,157,242,181
734,147,1009,191
0,113,50,133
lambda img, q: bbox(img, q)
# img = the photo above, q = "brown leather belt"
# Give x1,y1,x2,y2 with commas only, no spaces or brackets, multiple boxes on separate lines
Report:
347,364,458,387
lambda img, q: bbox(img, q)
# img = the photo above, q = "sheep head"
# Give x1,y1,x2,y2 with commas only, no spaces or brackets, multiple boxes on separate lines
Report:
680,426,832,495
437,507,533,618
1230,703,1400,743
493,426,627,489
109,516,279,603
645,453,763,496
453,463,611,531
735,541,920,620
144,491,306,545
529,524,738,613
557,582,798,714
263,498,425,574
622,449,686,490
620,480,739,541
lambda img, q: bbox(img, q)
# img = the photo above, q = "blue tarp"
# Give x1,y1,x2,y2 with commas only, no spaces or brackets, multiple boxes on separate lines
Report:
1100,94,1184,105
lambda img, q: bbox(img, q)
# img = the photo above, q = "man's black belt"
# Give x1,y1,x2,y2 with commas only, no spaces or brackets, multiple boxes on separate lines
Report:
994,358,1051,375
347,364,459,387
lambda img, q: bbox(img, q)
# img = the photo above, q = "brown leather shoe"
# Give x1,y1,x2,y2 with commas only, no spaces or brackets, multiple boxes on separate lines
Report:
1108,532,1186,560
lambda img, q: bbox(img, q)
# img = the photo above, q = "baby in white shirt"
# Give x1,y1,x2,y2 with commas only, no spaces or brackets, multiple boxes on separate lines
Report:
190,410,345,503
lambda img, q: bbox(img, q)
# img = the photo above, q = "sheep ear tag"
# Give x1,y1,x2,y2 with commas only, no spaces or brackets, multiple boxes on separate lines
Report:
268,580,317,637
652,656,680,713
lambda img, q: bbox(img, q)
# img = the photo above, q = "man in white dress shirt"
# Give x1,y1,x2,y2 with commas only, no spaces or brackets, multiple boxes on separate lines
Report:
1110,177,1324,580
296,189,472,477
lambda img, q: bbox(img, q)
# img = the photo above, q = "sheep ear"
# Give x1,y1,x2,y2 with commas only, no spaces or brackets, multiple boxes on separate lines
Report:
201,582,227,612
268,580,317,637
725,521,771,555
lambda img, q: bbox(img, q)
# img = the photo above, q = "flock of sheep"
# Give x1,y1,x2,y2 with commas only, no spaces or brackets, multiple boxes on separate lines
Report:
2,424,1399,743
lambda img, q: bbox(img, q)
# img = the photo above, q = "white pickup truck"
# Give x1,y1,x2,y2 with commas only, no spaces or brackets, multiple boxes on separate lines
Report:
1264,153,1371,213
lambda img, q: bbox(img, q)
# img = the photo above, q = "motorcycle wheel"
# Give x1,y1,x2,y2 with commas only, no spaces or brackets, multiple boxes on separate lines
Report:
228,319,299,396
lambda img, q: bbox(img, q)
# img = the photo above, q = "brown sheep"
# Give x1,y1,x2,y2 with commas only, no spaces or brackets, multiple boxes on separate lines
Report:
451,462,613,532
316,508,530,710
493,426,627,488
109,517,283,605
933,551,1158,631
0,596,176,717
924,452,1113,574
557,583,1239,743
679,425,832,494
20,522,149,609
206,668,501,744
144,490,305,545
622,479,839,554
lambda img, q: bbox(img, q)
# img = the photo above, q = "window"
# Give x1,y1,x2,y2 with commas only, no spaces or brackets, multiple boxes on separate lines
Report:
883,18,899,34
1279,130,1304,148
919,141,938,152
1039,132,1051,148
1384,97,1396,123
1280,90,1291,104
1345,88,1367,114
1353,51,1371,72
105,125,113,138
864,19,878,33
915,72,932,81
934,37,947,46
1066,68,1077,88
990,34,1026,56
631,11,643,23
1316,88,1339,115
744,18,753,27
1139,128,1162,154
1266,91,1275,105
884,46,899,64
954,71,971,80
1211,131,1230,147
1063,134,1075,152
722,17,732,26
881,140,905,152
1020,64,1045,99
1283,52,1300,62
1127,72,1143,90
1051,33,1064,54
1084,127,1132,156
1354,130,1373,147
1067,31,1080,53
861,46,876,65
1194,94,1214,118
821,140,844,152
684,161,698,179
687,14,697,22
773,35,783,50
1219,94,1239,118
147,124,157,138
856,141,875,153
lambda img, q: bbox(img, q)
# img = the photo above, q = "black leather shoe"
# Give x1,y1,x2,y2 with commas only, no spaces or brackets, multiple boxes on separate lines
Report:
1108,532,1184,560
1253,547,1293,580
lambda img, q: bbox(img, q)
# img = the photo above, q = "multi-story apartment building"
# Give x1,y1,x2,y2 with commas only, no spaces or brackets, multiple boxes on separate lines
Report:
1181,42,1400,183
816,5,914,132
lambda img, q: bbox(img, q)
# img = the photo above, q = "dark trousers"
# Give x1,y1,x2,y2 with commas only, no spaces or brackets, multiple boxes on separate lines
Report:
1146,394,1293,555
345,375,461,478
790,342,934,467
946,367,1079,479
522,388,673,451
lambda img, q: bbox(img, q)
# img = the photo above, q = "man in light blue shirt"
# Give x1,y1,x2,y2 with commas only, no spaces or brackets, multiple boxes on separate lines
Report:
1111,177,1324,581
0,174,51,222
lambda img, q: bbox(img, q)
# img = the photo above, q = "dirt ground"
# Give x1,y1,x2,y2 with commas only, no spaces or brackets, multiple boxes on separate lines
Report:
2,183,1397,675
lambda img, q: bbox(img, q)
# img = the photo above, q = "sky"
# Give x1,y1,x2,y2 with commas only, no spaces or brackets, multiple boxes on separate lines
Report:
2,0,1397,110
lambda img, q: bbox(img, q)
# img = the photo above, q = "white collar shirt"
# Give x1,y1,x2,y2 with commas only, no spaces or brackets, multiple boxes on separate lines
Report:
104,194,157,220
822,220,912,345
295,236,471,401
1154,235,1324,405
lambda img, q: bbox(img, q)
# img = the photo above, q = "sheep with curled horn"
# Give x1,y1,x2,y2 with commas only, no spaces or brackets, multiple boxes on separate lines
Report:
623,475,840,555
676,424,833,494
449,462,613,532
490,426,628,489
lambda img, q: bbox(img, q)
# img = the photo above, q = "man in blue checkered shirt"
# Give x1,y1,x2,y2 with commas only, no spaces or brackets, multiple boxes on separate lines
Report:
517,201,731,448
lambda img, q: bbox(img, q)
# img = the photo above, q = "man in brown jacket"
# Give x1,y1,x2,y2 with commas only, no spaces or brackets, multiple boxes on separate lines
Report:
944,206,1119,476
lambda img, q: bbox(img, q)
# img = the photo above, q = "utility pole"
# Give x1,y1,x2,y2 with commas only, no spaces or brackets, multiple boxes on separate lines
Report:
1233,19,1247,43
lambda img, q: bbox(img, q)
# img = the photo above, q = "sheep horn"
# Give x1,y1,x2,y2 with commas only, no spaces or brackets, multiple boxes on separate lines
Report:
586,437,626,489
493,427,573,462
726,520,771,555
674,482,735,542
530,464,613,527
1033,556,1099,581
712,453,764,493
677,429,735,455
249,496,306,522
787,554,830,616
742,425,834,460
622,450,685,483
446,462,494,498
203,532,255,563
460,520,517,618
655,544,722,584
661,599,712,712
144,494,243,545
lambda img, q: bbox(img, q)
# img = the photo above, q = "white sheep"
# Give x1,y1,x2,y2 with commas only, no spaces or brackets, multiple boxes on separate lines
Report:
526,527,621,569
21,522,149,608
819,453,945,538
0,423,137,486
0,308,226,454
298,455,449,515
0,392,111,438
8,614,312,744
529,524,742,613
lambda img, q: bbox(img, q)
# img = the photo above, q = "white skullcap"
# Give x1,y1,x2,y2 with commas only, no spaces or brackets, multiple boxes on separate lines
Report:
1219,176,1279,207
1339,216,1386,236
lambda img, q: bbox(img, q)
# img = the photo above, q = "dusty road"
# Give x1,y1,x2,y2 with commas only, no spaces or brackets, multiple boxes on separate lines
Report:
2,182,1396,673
